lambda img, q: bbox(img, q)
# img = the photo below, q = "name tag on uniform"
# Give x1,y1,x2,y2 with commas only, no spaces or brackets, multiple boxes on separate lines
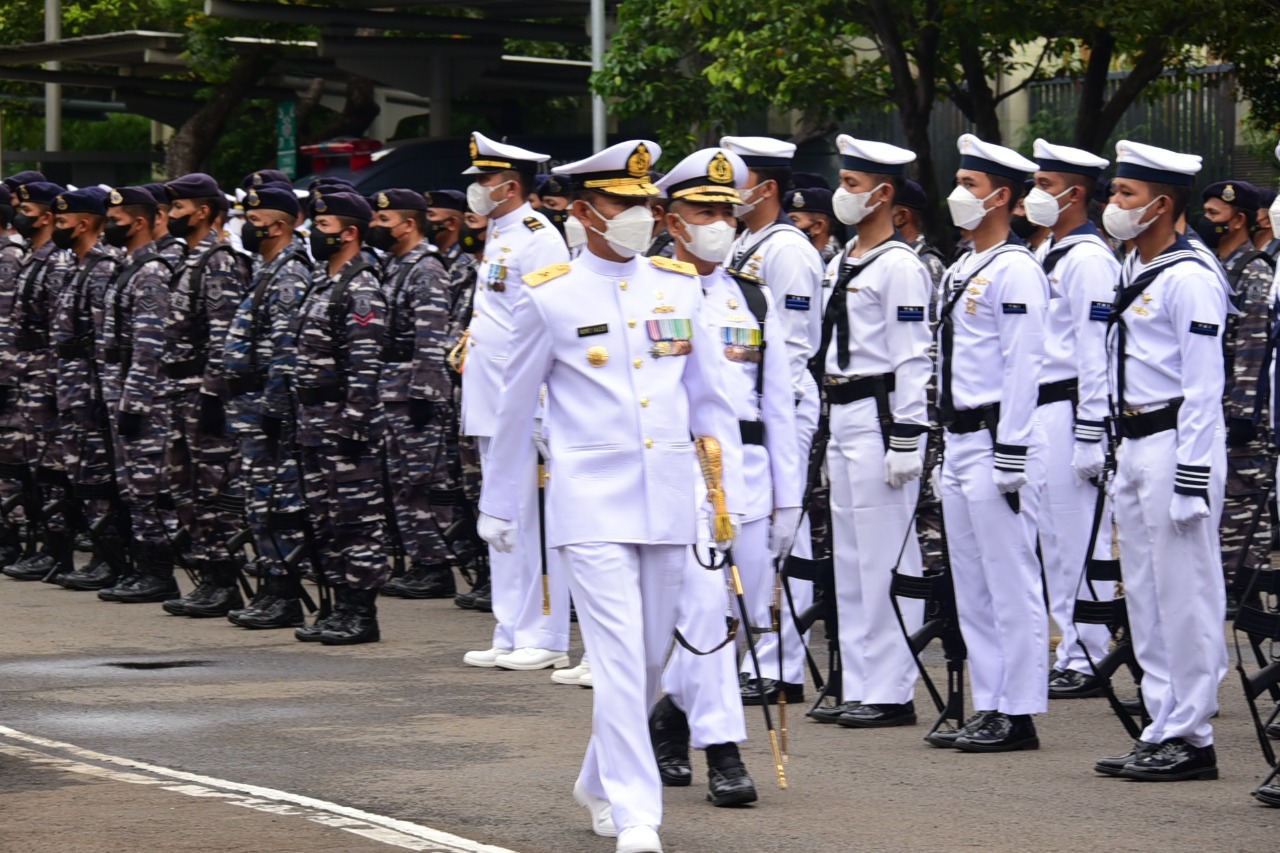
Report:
1089,301,1111,322
785,294,810,311
577,324,609,337
1001,302,1027,315
897,305,924,322
1189,321,1219,336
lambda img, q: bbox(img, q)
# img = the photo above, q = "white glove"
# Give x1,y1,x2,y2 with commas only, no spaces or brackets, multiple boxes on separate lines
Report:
1071,441,1105,482
710,514,742,552
1170,493,1210,534
477,511,516,554
929,465,942,496
532,419,550,461
992,467,1027,495
768,506,802,559
885,448,923,489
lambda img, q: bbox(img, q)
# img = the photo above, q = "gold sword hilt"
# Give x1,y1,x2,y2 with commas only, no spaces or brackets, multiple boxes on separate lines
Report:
695,436,734,544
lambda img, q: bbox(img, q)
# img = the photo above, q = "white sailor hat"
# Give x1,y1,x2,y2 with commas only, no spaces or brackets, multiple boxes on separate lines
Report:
654,147,748,205
719,136,796,168
1114,140,1201,187
1273,140,1279,164
957,133,1037,182
1032,139,1109,179
835,135,915,176
462,131,551,175
552,139,662,197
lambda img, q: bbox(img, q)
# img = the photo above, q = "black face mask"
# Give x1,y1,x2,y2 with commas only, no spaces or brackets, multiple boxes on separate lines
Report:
1010,214,1037,241
103,221,132,248
241,225,270,255
545,209,568,236
364,224,398,252
1193,215,1229,250
459,224,486,255
426,219,448,239
51,225,78,250
167,213,194,239
11,211,39,240
310,228,344,261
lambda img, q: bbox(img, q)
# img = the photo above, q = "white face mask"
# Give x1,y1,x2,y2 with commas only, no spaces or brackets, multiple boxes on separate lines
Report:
466,180,513,216
732,183,765,219
1102,196,1165,242
946,185,1000,231
585,202,654,259
675,216,735,262
832,184,886,225
1024,186,1075,228
1269,195,1280,237
564,214,587,249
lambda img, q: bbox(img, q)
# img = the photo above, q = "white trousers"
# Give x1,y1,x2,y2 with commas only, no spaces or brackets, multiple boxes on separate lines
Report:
478,437,569,652
1037,401,1114,674
563,542,686,832
662,540,749,749
941,425,1049,715
827,398,923,705
746,383,818,683
1114,428,1228,747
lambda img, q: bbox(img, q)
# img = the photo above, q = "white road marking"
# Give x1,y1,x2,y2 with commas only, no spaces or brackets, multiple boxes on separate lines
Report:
0,725,521,853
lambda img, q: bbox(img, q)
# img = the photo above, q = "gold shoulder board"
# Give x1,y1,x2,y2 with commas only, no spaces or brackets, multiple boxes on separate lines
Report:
649,256,697,276
523,263,572,287
523,216,545,232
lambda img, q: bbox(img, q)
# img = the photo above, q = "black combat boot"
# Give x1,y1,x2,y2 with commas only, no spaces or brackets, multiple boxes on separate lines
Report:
162,562,218,615
0,524,24,567
3,549,58,581
183,560,245,617
64,537,126,591
231,574,305,629
395,562,456,599
320,586,381,645
705,742,758,807
295,589,340,642
39,535,76,585
649,695,692,787
113,542,180,603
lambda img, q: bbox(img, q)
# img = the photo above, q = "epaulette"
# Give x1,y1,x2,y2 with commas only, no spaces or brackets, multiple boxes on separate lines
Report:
524,216,545,232
649,256,697,276
523,263,571,287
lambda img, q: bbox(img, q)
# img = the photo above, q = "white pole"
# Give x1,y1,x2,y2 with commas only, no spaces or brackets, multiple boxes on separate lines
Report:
45,0,62,154
590,0,605,152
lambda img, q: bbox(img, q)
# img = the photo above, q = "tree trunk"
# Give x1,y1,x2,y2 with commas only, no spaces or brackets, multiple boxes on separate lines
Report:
955,39,1003,144
1075,35,1170,154
165,49,275,178
302,74,381,144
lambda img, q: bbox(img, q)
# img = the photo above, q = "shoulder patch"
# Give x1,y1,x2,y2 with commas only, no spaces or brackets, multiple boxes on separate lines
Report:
1189,321,1219,337
785,294,811,311
649,256,697,276
897,305,925,322
1089,301,1112,322
523,263,571,287
1001,302,1027,315
523,216,545,232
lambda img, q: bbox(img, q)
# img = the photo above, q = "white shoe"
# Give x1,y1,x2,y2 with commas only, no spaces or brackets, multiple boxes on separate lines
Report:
551,659,590,685
616,825,663,853
493,647,570,671
463,647,511,668
578,668,594,688
573,780,616,837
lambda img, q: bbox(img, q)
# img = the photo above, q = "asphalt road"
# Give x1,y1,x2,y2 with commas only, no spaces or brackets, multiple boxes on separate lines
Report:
1,572,1277,853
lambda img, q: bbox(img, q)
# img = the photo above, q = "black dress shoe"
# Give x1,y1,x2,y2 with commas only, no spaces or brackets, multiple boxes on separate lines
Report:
806,701,860,724
1254,781,1280,806
1049,668,1105,699
837,701,917,729
740,677,804,706
953,712,1039,752
705,743,757,807
925,711,991,748
1119,738,1217,781
1095,740,1160,776
649,696,692,787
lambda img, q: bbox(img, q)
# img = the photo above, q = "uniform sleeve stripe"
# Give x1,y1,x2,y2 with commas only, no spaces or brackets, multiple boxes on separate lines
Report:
889,435,920,451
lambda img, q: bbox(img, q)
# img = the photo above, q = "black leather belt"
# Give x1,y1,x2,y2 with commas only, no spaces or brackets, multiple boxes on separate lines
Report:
14,331,49,351
1037,377,1078,407
226,374,266,397
296,384,345,405
947,403,999,435
739,420,764,445
56,340,93,360
163,357,207,379
1113,400,1182,439
826,373,895,406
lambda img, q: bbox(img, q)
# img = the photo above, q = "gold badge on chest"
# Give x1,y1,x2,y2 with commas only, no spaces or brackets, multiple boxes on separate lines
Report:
586,346,609,367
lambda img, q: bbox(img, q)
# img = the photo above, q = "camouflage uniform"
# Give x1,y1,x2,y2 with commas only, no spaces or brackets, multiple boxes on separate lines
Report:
1221,245,1274,588
99,243,177,575
910,233,947,572
224,240,310,578
442,244,485,577
0,240,27,556
381,238,455,574
156,232,188,262
163,231,251,573
284,255,388,590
